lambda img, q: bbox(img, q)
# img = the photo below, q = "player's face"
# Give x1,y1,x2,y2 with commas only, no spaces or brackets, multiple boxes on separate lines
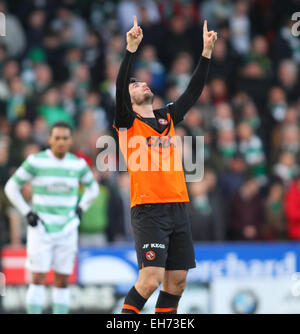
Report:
129,81,154,105
48,127,72,158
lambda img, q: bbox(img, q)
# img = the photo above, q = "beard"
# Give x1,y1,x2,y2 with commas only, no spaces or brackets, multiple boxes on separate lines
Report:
134,91,155,105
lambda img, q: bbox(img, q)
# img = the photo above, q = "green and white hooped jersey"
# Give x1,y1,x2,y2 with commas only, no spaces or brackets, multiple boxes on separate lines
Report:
12,149,96,234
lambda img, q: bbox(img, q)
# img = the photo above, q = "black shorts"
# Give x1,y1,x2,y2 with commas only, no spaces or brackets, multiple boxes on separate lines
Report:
131,202,196,270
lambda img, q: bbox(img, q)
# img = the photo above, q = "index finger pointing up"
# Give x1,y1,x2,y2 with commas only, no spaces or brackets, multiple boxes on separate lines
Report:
203,19,208,34
133,15,138,27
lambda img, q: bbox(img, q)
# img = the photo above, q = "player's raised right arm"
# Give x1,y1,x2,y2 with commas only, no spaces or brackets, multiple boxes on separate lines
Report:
126,15,143,53
114,16,143,129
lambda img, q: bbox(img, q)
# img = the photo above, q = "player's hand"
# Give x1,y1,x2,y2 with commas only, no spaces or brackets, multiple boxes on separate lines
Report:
202,20,217,59
26,211,39,227
126,16,143,53
76,207,83,220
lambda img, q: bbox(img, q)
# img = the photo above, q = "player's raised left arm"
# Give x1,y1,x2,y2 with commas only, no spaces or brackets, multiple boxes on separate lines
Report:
168,20,217,125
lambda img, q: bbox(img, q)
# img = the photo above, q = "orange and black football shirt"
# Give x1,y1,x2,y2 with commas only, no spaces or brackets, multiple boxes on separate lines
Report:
113,50,210,208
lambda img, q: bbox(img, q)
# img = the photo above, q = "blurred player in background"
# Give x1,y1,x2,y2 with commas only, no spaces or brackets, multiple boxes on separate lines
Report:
4,121,99,314
113,16,217,314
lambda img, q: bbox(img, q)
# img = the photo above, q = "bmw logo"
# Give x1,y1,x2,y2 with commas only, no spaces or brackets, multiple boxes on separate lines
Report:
231,290,258,314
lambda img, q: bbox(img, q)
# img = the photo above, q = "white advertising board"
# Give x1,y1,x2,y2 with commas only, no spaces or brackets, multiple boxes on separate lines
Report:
211,277,300,314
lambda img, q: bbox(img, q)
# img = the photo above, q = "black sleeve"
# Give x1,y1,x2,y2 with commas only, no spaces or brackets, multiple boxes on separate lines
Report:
114,50,136,129
168,55,210,126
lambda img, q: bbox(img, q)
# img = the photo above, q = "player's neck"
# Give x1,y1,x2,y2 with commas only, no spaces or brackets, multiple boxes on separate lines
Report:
133,103,154,118
50,149,67,160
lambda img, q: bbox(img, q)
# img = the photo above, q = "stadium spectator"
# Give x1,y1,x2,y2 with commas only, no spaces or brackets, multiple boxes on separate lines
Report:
72,63,91,102
106,34,125,63
8,119,33,169
209,77,228,104
209,127,237,173
80,91,109,131
73,110,102,157
188,179,214,242
271,106,299,156
229,0,251,55
0,0,26,57
100,60,119,108
199,0,233,29
183,106,205,138
32,63,53,98
217,153,247,204
78,168,108,247
212,102,234,131
138,5,165,55
267,86,288,124
274,125,300,163
31,116,49,149
82,29,105,85
236,121,267,184
240,101,261,132
227,176,265,241
161,15,194,65
38,88,74,128
60,81,78,119
210,38,238,92
277,59,299,103
117,0,160,34
5,76,35,123
242,35,272,79
285,176,300,240
42,30,69,83
196,84,214,132
25,9,47,51
51,5,88,48
0,60,20,100
261,182,286,240
188,167,225,242
273,18,300,66
272,151,299,188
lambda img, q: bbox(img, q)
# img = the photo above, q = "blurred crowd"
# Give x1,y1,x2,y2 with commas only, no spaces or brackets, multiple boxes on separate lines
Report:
0,0,300,248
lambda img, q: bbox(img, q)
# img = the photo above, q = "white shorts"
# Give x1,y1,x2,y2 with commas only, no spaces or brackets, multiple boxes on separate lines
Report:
26,223,78,275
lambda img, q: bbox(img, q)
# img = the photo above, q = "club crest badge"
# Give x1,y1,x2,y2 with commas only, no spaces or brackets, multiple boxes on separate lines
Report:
145,250,156,261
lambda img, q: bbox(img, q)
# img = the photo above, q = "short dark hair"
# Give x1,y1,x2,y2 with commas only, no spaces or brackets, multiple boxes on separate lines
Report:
50,121,72,135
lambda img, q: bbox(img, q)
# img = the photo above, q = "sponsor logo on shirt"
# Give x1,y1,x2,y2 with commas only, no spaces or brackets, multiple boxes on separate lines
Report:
146,136,176,148
142,243,165,249
158,118,168,125
46,183,72,193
